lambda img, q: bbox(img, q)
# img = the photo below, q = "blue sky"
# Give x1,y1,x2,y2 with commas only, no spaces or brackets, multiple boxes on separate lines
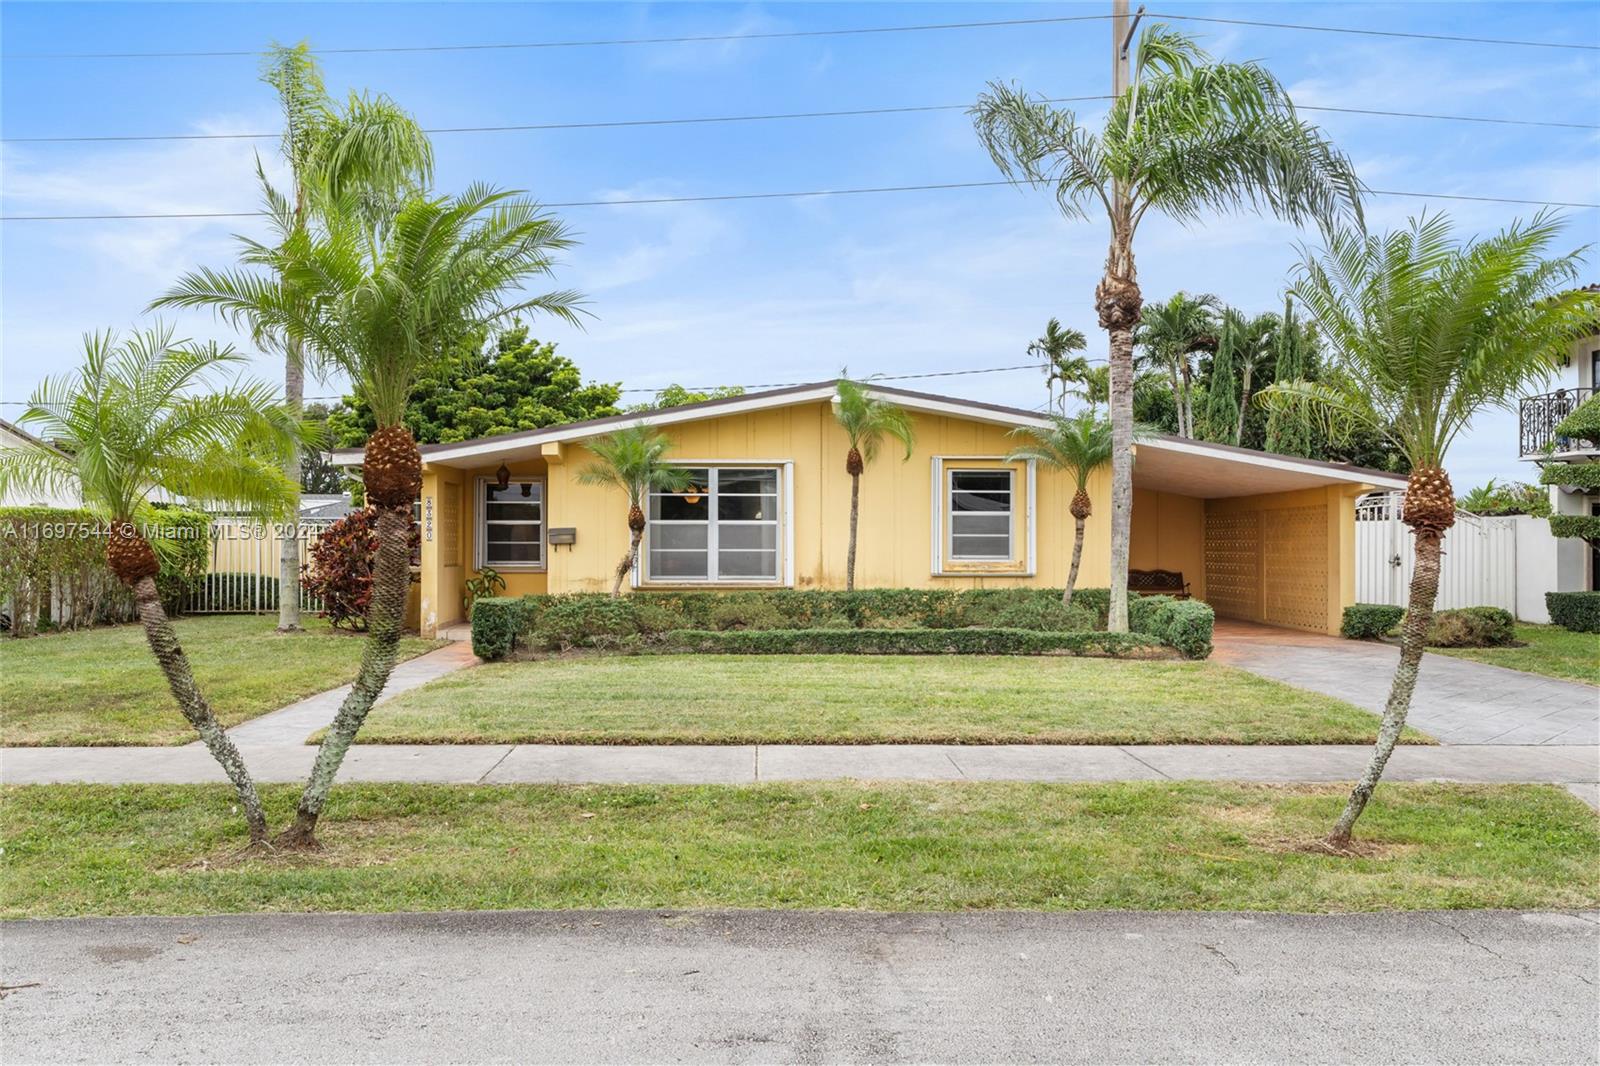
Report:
3,1,1597,488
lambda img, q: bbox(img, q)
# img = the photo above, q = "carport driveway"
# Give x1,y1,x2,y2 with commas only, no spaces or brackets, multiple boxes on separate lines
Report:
1213,621,1599,745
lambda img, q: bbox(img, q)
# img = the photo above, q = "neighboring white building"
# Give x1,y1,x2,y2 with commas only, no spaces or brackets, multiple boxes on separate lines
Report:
0,417,81,509
1518,314,1600,603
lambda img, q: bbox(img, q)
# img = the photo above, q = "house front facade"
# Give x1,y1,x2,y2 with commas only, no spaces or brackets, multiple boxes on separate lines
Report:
335,381,1405,638
1519,323,1600,595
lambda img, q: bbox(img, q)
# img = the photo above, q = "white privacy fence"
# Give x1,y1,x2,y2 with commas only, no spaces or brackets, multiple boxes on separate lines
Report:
182,519,333,614
1356,492,1519,613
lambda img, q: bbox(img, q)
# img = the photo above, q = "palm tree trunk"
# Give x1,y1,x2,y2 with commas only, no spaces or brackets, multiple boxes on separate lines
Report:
1063,515,1086,606
1234,363,1253,447
277,504,411,847
1107,321,1136,632
1326,529,1443,848
846,472,860,591
279,340,303,632
612,528,642,597
131,575,268,843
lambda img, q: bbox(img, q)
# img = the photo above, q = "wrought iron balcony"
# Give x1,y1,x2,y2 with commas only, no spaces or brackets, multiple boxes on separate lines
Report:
1520,386,1597,457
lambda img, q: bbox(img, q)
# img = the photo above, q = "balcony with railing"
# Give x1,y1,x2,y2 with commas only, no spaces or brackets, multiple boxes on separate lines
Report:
1520,386,1597,457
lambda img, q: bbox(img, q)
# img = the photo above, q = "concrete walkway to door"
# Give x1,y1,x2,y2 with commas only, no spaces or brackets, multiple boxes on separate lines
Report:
1212,620,1599,746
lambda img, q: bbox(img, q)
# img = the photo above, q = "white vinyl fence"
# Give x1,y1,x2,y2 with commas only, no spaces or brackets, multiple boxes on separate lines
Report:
1356,492,1518,613
182,519,333,614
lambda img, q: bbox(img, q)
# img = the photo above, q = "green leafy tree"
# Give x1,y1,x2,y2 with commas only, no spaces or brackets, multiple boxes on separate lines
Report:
1259,211,1596,849
326,327,621,445
1264,296,1319,456
1135,292,1220,439
0,327,302,844
972,22,1361,632
576,425,692,597
1006,413,1114,605
162,182,585,848
1027,318,1091,413
1203,310,1241,443
628,384,747,412
251,42,433,632
833,379,916,591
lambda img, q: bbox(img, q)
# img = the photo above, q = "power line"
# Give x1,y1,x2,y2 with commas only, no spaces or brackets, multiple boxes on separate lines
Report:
3,183,1595,222
10,96,1595,145
1151,11,1600,52
4,10,1593,60
0,14,1116,59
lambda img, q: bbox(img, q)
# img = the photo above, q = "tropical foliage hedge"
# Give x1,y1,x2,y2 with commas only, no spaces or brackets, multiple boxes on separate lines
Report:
0,504,209,635
1546,591,1600,634
470,587,1214,661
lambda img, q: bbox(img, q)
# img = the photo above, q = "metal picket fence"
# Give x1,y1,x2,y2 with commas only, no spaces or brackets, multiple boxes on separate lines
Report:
183,519,334,614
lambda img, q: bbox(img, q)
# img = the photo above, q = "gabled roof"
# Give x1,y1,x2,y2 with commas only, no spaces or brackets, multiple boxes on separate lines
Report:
330,379,1407,492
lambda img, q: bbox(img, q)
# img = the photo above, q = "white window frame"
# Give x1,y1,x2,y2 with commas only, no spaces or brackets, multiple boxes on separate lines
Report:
929,456,1036,576
474,476,546,572
638,461,793,586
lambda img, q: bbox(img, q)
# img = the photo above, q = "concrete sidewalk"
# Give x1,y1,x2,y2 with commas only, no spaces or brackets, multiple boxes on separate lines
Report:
6,909,1596,1064
5,741,1596,789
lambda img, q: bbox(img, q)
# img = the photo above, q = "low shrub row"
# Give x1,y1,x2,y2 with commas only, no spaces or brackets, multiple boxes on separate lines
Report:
1341,603,1516,647
652,627,1169,657
1546,591,1600,634
470,586,1214,661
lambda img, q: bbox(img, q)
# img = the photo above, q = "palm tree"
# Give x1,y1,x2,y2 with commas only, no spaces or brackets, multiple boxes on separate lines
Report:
577,425,692,596
1227,310,1280,446
160,184,584,847
255,43,433,633
1028,318,1090,413
0,327,301,844
972,22,1362,632
1136,292,1221,438
1259,211,1597,849
1006,413,1113,605
833,379,916,591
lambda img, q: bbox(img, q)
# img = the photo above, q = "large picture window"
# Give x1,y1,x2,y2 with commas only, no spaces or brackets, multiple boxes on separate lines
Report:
477,479,544,569
648,467,781,582
948,468,1013,560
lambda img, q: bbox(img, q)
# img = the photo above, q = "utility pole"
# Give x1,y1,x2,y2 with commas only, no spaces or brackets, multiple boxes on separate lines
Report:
1112,0,1130,99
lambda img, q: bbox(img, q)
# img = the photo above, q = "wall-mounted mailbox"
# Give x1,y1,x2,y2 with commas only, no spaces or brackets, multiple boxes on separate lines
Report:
548,527,577,548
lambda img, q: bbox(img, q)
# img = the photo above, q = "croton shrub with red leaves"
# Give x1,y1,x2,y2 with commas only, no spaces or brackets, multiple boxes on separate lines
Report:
300,508,420,631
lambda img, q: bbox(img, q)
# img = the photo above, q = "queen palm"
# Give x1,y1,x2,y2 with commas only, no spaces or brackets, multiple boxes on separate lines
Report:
577,425,692,596
1028,318,1090,413
1259,211,1597,849
1135,292,1221,439
255,43,432,632
1006,413,1113,605
0,327,301,843
972,22,1362,632
833,379,916,591
161,184,584,847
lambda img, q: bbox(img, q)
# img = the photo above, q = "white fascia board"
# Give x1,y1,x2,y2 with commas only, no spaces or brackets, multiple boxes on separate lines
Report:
1138,436,1409,490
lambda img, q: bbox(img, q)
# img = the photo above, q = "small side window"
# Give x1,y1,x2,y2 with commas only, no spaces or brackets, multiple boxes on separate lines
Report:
948,469,1013,560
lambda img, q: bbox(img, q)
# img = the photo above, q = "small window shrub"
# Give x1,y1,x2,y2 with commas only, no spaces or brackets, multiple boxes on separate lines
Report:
1546,591,1600,633
470,596,537,661
1425,606,1515,648
1342,604,1404,640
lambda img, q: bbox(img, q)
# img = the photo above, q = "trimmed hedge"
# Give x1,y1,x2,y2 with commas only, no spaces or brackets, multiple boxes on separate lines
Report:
470,596,540,661
1553,395,1600,445
1126,595,1214,659
1537,463,1600,490
652,627,1169,657
1426,606,1515,648
1546,591,1600,634
1548,514,1600,544
1342,603,1404,640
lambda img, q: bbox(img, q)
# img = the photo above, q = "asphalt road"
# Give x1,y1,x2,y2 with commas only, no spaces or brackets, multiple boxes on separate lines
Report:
3,909,1596,1064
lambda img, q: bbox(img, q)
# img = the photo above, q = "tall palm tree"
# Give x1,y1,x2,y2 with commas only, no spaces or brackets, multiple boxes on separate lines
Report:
1227,310,1280,446
972,22,1362,632
833,379,916,591
161,184,584,847
0,327,301,843
1006,413,1114,605
1136,292,1221,438
1028,318,1090,414
576,425,692,596
1259,211,1597,849
238,43,433,633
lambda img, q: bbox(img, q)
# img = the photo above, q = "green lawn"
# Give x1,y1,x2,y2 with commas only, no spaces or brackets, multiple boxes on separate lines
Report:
1433,624,1600,686
0,615,446,746
2,781,1593,918
346,655,1431,746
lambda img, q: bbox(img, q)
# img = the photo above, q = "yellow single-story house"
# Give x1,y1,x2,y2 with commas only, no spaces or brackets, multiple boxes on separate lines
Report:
333,381,1406,638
